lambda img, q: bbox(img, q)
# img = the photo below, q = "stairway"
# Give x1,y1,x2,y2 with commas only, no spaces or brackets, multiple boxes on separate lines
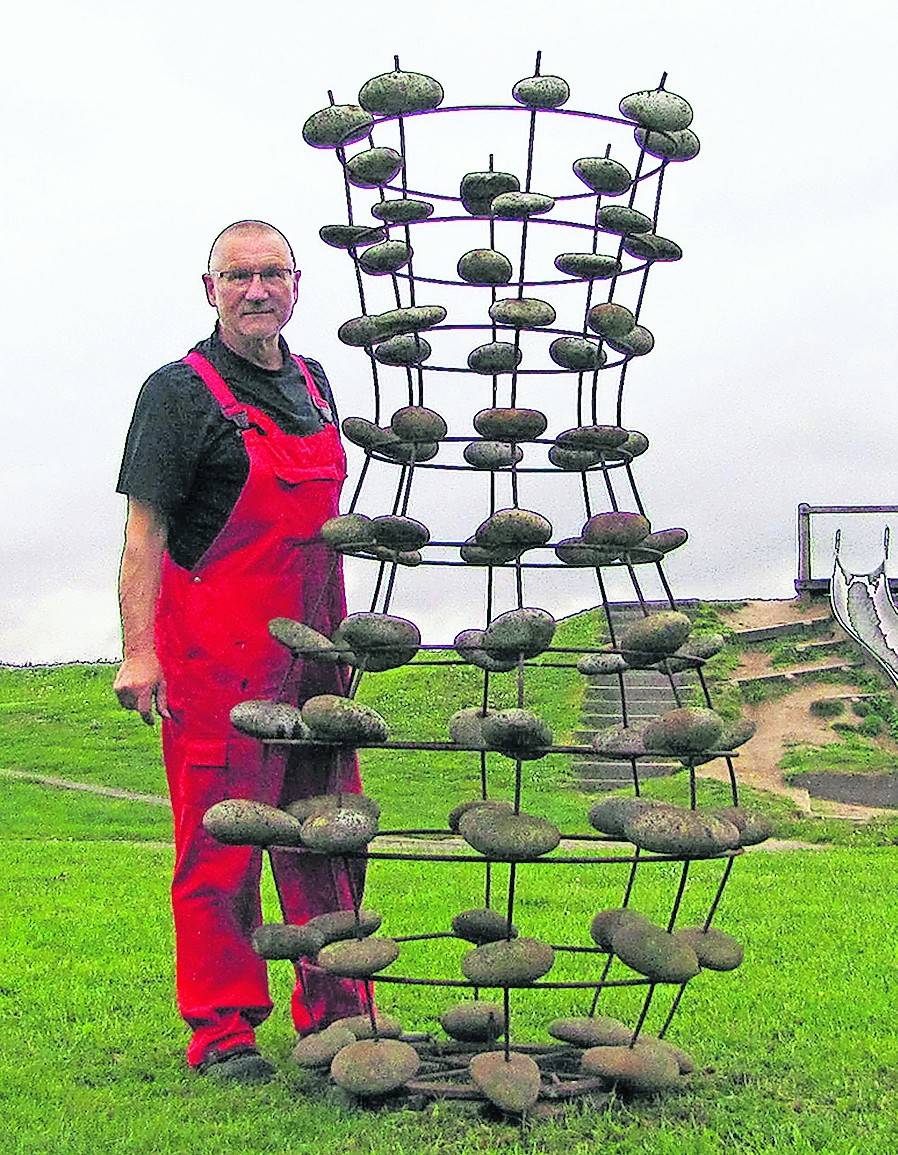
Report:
571,602,699,792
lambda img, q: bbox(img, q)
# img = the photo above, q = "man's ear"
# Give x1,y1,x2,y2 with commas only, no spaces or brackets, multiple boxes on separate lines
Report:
202,273,217,308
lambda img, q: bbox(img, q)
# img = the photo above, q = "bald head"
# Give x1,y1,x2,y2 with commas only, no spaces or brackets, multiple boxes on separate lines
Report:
208,220,295,273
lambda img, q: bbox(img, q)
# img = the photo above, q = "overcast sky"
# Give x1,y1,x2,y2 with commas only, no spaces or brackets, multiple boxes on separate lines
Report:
5,0,898,663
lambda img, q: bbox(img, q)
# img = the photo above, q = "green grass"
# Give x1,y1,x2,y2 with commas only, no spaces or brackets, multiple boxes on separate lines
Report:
781,731,898,779
3,837,898,1154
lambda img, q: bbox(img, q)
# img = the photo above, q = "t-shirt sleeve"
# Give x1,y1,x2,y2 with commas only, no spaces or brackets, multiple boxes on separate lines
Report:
116,363,212,517
303,357,339,423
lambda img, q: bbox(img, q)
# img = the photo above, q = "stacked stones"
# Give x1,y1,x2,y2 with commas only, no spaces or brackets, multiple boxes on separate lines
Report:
202,59,768,1114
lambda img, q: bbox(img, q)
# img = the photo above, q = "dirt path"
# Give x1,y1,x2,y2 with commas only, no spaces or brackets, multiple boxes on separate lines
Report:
0,767,168,805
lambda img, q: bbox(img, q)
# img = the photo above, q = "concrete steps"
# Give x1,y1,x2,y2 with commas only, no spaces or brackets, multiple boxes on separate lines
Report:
573,603,698,792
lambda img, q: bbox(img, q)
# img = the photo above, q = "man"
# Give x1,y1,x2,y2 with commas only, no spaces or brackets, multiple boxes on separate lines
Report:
114,220,367,1083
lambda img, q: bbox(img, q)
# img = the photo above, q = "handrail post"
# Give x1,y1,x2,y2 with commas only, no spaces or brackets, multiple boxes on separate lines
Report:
797,503,811,601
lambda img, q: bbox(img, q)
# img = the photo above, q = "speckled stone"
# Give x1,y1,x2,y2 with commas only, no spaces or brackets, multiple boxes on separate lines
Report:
300,694,389,744
598,206,654,235
619,430,650,457
606,324,655,358
622,806,741,858
549,337,606,371
619,88,693,131
318,514,377,551
346,147,403,189
459,808,560,860
377,440,439,464
470,1051,541,1113
358,69,444,115
305,908,382,946
447,798,514,834
371,198,434,223
642,708,725,755
440,1001,506,1042
554,538,620,567
554,252,621,279
619,612,693,662
457,248,513,285
331,1038,420,1097
229,699,312,740
482,607,556,659
203,799,305,847
611,919,701,983
359,240,413,275
302,103,374,148
338,305,446,347
459,538,521,565
473,408,547,440
712,806,772,847
548,445,602,471
463,441,523,470
580,1043,681,1092
301,807,379,853
331,611,420,672
586,302,636,339
589,907,653,950
635,126,700,161
549,1016,633,1048
673,926,744,971
461,937,555,986
622,233,683,262
591,725,647,759
582,511,651,548
448,707,496,749
641,527,687,552
576,652,627,675
460,171,520,216
451,908,518,944
341,417,395,449
371,516,429,550
318,936,399,978
330,1013,403,1040
319,224,386,249
512,73,570,108
453,628,518,672
467,342,523,374
480,709,553,759
557,425,629,450
252,922,325,960
573,156,632,195
390,406,447,442
475,508,552,547
291,1025,356,1069
587,798,676,839
489,297,556,329
490,191,556,218
284,792,381,823
373,333,431,364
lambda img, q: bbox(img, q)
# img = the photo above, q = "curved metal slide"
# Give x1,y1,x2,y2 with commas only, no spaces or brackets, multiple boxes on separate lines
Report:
830,527,898,687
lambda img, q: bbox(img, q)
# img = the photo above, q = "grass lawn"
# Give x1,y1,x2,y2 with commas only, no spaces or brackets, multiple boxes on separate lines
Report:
3,788,898,1154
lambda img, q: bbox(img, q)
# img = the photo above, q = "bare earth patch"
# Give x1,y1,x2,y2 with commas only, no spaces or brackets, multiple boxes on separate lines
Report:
718,597,832,632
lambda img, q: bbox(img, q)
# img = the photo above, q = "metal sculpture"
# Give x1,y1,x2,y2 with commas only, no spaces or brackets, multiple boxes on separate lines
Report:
202,56,771,1113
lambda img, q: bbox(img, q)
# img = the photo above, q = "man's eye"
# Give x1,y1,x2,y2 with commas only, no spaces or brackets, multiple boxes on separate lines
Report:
229,269,254,283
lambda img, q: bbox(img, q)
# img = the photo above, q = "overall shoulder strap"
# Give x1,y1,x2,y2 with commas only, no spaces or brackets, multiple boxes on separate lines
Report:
183,350,250,429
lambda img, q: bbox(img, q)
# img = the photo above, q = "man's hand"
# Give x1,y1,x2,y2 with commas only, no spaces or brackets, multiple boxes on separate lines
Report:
116,498,170,725
114,652,171,725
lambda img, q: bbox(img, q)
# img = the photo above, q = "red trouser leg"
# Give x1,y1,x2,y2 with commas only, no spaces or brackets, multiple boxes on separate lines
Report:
273,746,369,1033
163,722,370,1063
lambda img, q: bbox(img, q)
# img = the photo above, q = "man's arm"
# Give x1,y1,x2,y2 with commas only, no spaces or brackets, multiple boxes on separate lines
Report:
113,498,172,725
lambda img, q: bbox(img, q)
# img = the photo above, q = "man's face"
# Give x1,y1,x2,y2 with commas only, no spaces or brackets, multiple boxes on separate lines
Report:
203,229,299,343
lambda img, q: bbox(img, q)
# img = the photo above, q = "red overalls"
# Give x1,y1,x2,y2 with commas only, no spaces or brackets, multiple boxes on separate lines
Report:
156,350,367,1067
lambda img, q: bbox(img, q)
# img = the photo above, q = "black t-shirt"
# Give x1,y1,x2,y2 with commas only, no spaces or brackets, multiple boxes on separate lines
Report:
117,328,338,570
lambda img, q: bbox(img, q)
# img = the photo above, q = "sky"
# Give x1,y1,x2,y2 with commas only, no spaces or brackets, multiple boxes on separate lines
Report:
4,0,898,663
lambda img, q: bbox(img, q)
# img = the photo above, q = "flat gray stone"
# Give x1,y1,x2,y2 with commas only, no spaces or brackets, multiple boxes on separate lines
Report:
358,69,444,115
489,297,556,329
573,157,632,195
371,198,434,224
457,248,513,285
359,240,412,275
346,147,402,189
303,104,373,148
467,342,522,374
513,74,569,108
549,337,606,371
373,333,430,365
460,171,520,216
619,88,693,131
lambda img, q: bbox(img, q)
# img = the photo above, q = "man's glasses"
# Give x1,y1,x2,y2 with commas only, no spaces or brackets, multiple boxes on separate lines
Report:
210,267,296,286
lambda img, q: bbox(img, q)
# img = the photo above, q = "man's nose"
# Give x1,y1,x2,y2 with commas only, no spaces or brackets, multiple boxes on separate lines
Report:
244,274,269,299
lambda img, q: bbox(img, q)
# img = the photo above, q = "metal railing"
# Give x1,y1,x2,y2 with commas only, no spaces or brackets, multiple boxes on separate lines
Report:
796,503,898,592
